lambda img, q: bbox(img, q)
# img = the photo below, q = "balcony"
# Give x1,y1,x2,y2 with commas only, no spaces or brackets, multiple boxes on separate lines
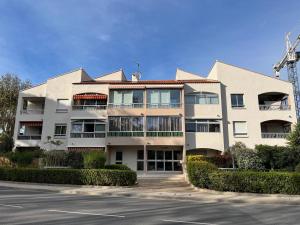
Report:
17,135,41,140
107,103,144,108
107,131,144,137
72,105,107,111
146,131,183,137
21,97,45,117
70,132,105,138
258,92,290,111
261,120,291,139
146,103,181,108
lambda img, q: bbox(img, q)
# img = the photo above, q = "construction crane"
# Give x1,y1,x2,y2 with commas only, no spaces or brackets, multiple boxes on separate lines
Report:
273,33,300,118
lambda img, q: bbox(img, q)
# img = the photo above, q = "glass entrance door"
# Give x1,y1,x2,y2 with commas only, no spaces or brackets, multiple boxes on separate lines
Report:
146,150,182,171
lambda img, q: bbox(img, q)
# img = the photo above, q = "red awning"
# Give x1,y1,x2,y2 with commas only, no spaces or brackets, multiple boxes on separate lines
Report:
73,94,107,100
20,121,43,127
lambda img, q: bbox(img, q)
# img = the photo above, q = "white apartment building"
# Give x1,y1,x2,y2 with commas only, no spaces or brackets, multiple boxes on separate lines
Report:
13,61,297,172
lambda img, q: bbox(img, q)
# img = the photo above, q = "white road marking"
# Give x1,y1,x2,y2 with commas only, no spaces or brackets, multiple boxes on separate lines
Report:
0,204,23,208
48,209,125,218
162,219,217,225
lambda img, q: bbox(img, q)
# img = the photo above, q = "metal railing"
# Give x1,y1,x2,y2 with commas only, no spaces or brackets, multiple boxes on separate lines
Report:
146,131,183,137
17,135,42,140
107,103,144,108
261,133,289,138
259,105,291,110
21,109,44,114
147,103,182,108
107,131,144,137
72,105,107,111
56,108,68,113
70,132,106,138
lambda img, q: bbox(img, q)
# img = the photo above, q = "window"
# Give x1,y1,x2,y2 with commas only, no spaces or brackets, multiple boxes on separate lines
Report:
54,124,67,137
231,94,244,108
109,90,144,108
56,99,68,112
147,89,181,108
185,119,221,132
70,119,105,138
146,116,182,131
108,117,143,131
185,92,219,105
137,150,144,171
146,150,182,171
233,121,247,135
116,151,123,164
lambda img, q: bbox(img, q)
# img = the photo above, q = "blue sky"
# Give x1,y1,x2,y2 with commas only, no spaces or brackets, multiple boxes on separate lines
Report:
0,0,300,84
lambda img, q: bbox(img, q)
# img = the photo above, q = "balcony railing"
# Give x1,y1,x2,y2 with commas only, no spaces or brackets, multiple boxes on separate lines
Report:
70,132,105,138
146,131,183,137
72,105,107,111
147,103,182,108
261,133,289,138
107,103,144,108
21,109,44,114
259,105,291,111
17,135,42,140
107,131,144,137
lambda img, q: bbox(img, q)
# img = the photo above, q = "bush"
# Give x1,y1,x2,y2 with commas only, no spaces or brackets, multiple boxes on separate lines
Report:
0,156,13,168
187,154,232,168
67,151,84,169
187,161,300,194
83,151,106,169
237,148,265,170
295,163,300,172
187,160,217,188
187,155,207,162
7,151,35,167
41,150,68,167
0,134,13,153
0,168,137,186
104,164,131,170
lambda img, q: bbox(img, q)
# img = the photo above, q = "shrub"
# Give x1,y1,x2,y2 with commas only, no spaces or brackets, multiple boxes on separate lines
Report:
83,151,106,169
187,155,207,162
187,160,217,188
187,154,232,168
187,161,300,194
41,150,68,167
104,164,131,170
0,168,137,186
0,134,13,153
7,151,35,167
0,156,13,168
237,148,265,170
295,163,300,172
67,151,84,169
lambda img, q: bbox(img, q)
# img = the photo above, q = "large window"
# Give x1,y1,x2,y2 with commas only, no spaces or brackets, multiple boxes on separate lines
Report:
115,151,123,164
108,116,144,136
233,121,247,135
109,90,144,108
147,89,181,108
147,116,182,131
185,92,219,104
146,150,182,171
70,119,105,138
185,119,221,132
231,94,244,108
54,124,67,137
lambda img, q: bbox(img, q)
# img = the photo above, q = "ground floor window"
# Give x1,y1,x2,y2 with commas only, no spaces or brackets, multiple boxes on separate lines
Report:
115,151,123,164
137,150,144,171
145,150,182,171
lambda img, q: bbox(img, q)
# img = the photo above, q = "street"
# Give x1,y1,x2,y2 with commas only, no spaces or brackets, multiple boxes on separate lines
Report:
0,186,299,225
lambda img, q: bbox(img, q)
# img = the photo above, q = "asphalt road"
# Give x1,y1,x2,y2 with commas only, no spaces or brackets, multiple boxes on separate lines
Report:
0,186,299,225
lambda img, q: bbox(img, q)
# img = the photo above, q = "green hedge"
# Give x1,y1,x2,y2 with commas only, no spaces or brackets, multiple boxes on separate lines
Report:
104,164,131,170
0,168,137,186
187,161,300,194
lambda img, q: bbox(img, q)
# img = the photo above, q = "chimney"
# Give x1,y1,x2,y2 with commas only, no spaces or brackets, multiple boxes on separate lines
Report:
132,72,141,82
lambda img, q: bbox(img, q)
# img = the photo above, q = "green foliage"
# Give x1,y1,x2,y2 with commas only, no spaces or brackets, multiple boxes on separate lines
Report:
0,134,13,153
187,162,300,194
0,168,137,186
104,164,131,170
41,150,68,167
0,156,13,167
255,145,300,171
83,151,106,169
287,122,300,147
236,148,265,170
6,151,35,167
295,163,300,172
187,154,232,168
187,160,217,188
66,151,84,169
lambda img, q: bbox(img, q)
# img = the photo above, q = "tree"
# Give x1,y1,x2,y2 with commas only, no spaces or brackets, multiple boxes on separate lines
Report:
0,74,32,140
227,142,247,169
287,122,300,147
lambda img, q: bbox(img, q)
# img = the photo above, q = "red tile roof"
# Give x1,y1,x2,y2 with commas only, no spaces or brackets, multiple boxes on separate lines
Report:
73,79,219,85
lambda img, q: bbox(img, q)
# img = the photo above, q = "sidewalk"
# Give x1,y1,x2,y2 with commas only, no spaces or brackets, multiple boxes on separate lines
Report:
0,180,299,205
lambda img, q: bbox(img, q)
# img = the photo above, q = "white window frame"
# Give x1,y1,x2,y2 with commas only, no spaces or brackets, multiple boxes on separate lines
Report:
231,94,245,108
233,121,248,136
56,99,69,113
54,123,67,137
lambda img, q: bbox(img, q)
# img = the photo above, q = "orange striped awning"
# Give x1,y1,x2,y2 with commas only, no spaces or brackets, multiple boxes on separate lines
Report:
20,121,43,127
73,94,107,100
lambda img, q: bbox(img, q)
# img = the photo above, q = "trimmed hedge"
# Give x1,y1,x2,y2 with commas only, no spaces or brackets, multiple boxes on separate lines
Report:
104,164,131,170
187,161,300,194
0,168,137,186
